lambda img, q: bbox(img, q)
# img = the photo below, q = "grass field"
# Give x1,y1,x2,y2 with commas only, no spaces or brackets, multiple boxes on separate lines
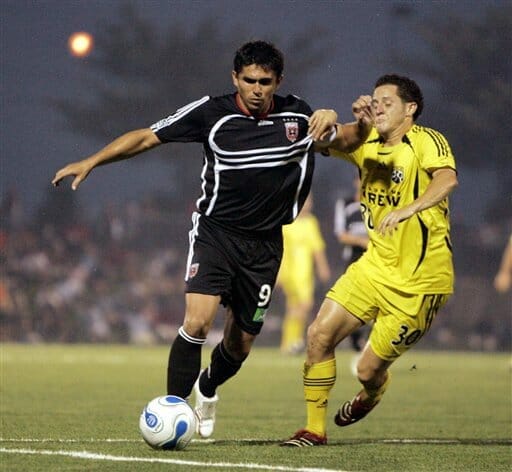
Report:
0,344,510,471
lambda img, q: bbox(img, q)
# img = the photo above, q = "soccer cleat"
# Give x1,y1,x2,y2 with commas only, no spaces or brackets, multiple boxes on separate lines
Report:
280,429,327,447
193,375,218,438
334,392,379,427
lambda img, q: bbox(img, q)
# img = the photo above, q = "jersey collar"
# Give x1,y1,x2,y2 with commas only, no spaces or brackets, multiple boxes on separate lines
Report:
235,93,274,120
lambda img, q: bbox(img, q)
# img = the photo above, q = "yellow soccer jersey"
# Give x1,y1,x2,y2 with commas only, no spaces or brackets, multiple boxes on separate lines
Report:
331,125,456,293
279,214,325,287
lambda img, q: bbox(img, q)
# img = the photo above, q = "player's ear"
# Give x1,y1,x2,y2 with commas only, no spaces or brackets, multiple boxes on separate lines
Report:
406,102,417,118
275,75,283,89
231,70,239,88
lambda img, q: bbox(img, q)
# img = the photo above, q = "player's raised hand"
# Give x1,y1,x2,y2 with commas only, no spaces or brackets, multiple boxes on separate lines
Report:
308,109,338,142
52,160,93,190
352,95,373,126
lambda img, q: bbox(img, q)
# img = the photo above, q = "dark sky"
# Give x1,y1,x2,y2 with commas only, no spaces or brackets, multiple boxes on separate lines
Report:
0,0,504,223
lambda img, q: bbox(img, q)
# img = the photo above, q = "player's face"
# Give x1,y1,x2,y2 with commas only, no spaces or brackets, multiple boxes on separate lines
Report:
232,64,281,115
371,84,416,138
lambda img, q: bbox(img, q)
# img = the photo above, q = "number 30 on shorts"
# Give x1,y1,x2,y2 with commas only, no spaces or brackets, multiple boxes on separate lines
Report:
390,294,446,348
391,325,422,347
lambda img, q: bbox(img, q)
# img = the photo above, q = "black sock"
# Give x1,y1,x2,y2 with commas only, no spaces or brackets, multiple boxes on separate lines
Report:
199,341,246,398
167,326,205,397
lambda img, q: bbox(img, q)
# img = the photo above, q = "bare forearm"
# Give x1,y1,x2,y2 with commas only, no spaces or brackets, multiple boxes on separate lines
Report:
377,168,458,235
407,168,458,215
89,129,161,167
331,121,371,153
498,240,512,274
494,239,512,292
52,128,161,190
329,94,373,152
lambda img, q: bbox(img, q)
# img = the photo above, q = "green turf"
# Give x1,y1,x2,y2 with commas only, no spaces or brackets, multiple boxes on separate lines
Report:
1,344,510,471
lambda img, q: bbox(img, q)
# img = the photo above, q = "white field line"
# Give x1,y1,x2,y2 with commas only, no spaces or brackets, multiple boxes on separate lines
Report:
0,447,349,472
1,437,510,445
0,437,207,444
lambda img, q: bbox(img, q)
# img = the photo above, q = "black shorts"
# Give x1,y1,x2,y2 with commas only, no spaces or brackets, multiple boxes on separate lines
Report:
185,213,283,335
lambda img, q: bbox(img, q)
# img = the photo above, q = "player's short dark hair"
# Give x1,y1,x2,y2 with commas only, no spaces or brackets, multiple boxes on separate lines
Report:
375,74,424,120
234,41,284,78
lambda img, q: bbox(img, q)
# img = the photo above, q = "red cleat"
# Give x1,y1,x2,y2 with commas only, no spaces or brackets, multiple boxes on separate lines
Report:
281,429,327,447
334,392,379,427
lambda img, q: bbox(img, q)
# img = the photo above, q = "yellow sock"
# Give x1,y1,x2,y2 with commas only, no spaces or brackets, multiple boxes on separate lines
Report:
303,358,336,436
363,370,392,405
281,315,304,350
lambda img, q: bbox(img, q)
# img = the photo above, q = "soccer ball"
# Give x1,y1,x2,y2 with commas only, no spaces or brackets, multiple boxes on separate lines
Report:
139,395,196,450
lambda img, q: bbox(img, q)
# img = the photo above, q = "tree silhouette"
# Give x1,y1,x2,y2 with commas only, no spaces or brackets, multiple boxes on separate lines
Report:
388,3,511,173
387,3,511,223
51,3,328,205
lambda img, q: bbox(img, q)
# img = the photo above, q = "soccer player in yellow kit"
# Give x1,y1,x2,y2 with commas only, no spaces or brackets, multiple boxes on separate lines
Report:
278,194,331,354
283,74,458,446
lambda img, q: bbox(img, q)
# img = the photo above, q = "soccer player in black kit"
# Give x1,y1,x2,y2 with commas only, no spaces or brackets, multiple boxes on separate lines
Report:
52,40,372,438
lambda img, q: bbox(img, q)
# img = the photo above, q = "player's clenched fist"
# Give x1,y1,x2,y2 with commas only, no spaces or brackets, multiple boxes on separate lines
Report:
352,95,373,126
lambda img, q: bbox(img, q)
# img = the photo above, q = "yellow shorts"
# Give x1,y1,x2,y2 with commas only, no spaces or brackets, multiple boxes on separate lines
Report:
326,262,450,361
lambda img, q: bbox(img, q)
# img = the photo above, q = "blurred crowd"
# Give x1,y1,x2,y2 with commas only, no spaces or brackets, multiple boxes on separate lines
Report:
1,189,510,351
1,192,189,344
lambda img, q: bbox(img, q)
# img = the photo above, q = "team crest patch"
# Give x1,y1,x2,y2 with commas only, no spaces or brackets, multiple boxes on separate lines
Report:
391,167,405,184
188,263,199,279
284,120,299,142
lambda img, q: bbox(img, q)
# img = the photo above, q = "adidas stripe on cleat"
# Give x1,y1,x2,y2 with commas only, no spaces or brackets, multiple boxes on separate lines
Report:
334,392,379,427
281,429,327,447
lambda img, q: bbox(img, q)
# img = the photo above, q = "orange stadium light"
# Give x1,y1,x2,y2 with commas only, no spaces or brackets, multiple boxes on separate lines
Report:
68,31,94,57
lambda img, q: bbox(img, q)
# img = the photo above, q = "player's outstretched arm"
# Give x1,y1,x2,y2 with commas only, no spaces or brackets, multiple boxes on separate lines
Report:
494,237,512,293
312,96,373,153
331,95,373,153
51,128,161,190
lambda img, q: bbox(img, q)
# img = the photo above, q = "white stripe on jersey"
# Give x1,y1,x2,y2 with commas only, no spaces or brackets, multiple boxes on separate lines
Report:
215,140,310,164
185,212,201,281
201,110,313,218
208,112,312,157
150,96,210,132
293,142,312,219
215,154,305,171
195,157,210,214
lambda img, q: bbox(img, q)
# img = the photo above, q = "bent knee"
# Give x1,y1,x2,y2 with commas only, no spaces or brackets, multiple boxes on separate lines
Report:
307,320,333,345
356,363,389,385
182,316,212,339
306,320,338,356
356,364,377,383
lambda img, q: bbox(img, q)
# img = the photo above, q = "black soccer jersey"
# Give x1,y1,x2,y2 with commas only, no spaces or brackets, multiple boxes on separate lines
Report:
150,93,315,237
334,198,367,264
